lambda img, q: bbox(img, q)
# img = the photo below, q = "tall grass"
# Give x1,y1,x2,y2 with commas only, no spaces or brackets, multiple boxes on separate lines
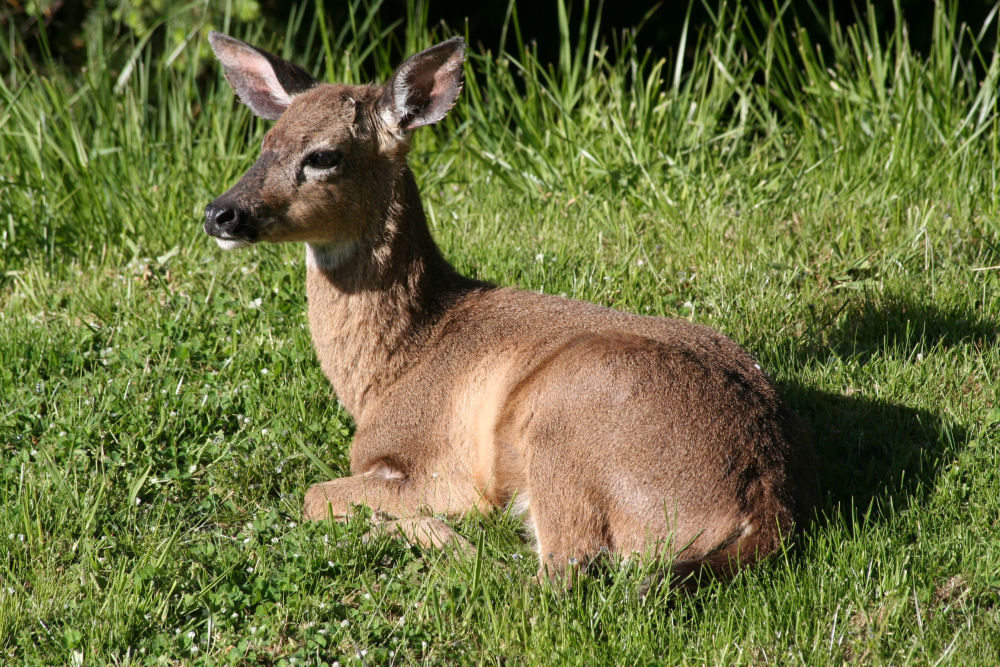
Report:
2,0,999,663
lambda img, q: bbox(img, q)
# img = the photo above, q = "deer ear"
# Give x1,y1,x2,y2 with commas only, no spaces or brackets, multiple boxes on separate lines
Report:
209,32,316,120
378,37,465,134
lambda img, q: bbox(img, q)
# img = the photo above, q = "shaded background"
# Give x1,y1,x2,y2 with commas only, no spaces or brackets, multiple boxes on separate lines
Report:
6,0,1000,70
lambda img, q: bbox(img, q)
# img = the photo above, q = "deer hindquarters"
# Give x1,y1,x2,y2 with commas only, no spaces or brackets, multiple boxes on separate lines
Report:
496,330,802,579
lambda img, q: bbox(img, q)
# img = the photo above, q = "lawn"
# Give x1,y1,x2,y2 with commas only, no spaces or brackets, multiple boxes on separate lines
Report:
1,0,999,663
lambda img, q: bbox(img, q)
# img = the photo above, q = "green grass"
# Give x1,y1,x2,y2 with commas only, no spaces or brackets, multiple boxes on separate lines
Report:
2,0,1000,663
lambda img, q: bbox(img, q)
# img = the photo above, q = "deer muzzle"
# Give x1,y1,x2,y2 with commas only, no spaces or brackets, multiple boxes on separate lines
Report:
204,151,281,247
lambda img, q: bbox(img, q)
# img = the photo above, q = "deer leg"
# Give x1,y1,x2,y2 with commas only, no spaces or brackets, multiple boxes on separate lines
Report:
302,471,478,551
525,474,613,582
369,517,473,553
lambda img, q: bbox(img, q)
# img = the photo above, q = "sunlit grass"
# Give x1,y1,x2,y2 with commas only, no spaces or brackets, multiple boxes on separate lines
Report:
2,0,999,663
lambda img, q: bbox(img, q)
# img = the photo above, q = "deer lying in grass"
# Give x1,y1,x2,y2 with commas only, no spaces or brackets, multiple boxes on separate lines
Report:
204,32,819,585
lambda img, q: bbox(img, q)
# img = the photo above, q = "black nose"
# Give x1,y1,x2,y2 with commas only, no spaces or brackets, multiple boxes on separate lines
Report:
204,202,240,237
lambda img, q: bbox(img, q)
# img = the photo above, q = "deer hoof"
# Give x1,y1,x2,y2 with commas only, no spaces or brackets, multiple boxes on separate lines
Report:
376,517,473,554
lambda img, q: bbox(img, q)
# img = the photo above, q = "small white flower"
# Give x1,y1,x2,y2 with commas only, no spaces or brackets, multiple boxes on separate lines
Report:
340,619,349,627
535,253,544,262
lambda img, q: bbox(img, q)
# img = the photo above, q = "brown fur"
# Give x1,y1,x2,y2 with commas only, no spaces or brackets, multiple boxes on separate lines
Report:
204,33,819,584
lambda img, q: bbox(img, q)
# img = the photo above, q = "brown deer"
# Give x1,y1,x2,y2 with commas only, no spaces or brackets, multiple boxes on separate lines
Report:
204,32,819,585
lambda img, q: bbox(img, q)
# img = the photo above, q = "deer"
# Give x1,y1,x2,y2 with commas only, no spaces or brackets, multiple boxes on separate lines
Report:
203,32,819,587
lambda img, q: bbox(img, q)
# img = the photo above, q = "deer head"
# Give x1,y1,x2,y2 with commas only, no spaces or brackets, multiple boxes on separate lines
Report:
203,33,465,258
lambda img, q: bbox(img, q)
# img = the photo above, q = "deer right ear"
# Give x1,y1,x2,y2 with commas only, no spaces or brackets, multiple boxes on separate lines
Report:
209,32,316,120
378,37,465,135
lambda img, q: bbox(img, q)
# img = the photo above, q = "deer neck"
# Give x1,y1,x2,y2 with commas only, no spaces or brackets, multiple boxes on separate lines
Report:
304,167,469,419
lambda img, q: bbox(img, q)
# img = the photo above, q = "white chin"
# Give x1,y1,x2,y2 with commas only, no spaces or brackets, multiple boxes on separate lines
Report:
214,238,251,250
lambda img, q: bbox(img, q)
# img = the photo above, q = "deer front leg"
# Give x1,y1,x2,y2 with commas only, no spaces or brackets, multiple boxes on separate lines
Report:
302,467,480,551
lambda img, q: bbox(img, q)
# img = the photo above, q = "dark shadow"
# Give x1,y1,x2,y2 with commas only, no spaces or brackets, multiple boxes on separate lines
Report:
776,287,986,525
803,288,997,364
781,381,966,525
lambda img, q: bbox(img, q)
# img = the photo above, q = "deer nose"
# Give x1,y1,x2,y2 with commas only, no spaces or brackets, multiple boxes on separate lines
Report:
204,202,241,237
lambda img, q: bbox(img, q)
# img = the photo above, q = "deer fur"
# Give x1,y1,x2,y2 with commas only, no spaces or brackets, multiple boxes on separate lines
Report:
204,32,819,585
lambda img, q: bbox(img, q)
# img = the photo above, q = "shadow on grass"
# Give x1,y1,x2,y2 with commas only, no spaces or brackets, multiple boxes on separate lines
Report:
807,288,997,362
783,288,987,524
782,382,966,525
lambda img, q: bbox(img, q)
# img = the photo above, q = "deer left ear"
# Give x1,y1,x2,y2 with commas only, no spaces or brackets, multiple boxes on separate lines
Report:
378,37,465,134
209,32,316,120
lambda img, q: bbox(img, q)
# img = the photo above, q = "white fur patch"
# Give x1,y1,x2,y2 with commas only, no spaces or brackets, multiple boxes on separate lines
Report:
215,238,250,250
508,492,539,551
306,241,358,271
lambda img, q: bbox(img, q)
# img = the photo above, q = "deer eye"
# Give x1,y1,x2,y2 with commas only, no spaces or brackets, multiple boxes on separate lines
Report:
305,150,343,169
